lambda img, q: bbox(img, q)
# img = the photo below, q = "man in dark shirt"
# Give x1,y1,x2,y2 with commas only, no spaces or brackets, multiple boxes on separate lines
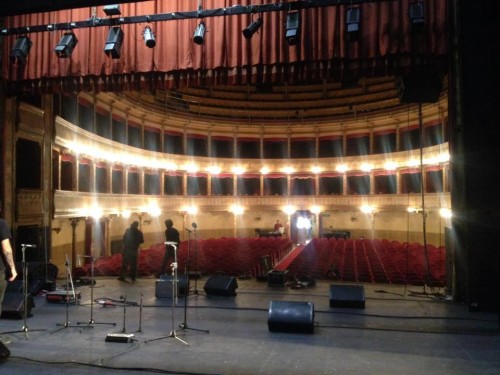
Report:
0,203,17,344
159,219,180,276
118,221,144,283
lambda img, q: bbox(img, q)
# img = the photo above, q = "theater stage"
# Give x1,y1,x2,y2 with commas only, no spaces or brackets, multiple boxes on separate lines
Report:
1,276,499,375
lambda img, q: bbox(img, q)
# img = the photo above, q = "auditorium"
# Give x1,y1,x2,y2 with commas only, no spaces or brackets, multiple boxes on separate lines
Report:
0,1,498,374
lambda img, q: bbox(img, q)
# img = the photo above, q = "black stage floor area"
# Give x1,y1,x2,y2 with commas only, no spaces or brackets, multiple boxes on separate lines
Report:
1,276,499,375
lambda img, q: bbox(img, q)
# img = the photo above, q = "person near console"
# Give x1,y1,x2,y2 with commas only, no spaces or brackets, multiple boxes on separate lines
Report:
273,219,283,232
159,219,180,276
118,221,144,283
0,202,17,344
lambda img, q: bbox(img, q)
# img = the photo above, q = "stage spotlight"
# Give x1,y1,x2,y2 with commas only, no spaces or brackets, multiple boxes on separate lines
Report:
104,27,124,59
10,36,32,64
193,21,206,45
346,7,361,42
103,4,121,16
54,32,78,58
143,26,156,48
409,1,425,34
242,17,263,39
285,11,300,46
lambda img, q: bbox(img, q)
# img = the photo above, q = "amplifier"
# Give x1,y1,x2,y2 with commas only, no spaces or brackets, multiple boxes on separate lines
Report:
46,290,81,304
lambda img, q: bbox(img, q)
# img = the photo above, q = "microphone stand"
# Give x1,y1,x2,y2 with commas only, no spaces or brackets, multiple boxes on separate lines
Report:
192,226,200,294
51,254,80,334
4,244,46,338
77,255,116,330
178,229,209,334
146,243,188,346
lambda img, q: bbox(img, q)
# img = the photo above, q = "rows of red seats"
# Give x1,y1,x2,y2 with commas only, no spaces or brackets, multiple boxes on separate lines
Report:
77,237,293,278
284,238,446,286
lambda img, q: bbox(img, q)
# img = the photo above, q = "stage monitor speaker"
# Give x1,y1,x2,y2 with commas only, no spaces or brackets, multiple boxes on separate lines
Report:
155,275,188,298
268,300,315,334
329,284,365,309
204,275,238,296
0,341,10,364
1,293,34,319
267,270,288,287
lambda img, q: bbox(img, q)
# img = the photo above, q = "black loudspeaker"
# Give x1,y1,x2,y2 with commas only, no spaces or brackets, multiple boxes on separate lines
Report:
267,270,288,287
329,284,365,309
5,280,23,293
155,275,189,298
268,300,315,334
0,341,10,364
1,293,35,319
204,275,238,296
397,69,442,104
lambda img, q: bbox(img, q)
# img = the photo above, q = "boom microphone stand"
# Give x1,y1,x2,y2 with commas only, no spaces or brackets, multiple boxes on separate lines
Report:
178,226,209,334
77,255,116,330
191,223,201,294
145,242,188,346
51,254,80,334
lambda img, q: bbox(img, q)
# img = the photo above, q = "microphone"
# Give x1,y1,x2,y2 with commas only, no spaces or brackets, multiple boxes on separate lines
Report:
185,228,192,232
192,222,197,229
22,244,36,248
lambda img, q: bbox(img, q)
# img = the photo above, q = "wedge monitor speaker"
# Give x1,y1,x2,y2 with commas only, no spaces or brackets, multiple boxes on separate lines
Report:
329,284,365,309
268,300,315,334
204,275,238,296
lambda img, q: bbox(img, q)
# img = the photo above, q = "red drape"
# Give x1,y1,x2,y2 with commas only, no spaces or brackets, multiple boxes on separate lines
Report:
1,0,447,92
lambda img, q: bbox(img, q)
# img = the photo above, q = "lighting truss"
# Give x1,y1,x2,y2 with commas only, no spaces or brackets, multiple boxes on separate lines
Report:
0,1,394,36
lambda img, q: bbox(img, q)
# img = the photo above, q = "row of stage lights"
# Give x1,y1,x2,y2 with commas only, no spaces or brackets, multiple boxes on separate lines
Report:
9,2,426,63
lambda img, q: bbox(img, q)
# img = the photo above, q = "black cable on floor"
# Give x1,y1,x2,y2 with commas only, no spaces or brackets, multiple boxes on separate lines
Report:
7,356,222,375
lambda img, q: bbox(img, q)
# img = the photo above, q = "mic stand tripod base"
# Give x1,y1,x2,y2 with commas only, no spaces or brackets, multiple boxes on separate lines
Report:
145,330,189,346
178,322,209,333
51,322,80,334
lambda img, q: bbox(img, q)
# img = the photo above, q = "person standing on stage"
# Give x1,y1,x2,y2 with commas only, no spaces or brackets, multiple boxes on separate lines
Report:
159,219,180,276
0,202,17,344
118,221,144,283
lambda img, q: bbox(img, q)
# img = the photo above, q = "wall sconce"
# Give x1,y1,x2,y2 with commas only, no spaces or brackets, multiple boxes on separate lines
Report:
360,205,377,215
230,205,244,216
54,32,78,58
439,208,452,219
52,227,61,234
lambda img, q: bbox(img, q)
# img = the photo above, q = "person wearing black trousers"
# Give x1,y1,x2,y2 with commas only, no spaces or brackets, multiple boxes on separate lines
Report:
159,219,180,276
118,221,144,283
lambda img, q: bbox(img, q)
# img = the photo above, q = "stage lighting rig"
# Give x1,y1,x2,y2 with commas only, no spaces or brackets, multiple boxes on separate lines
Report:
54,32,78,58
143,26,156,48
